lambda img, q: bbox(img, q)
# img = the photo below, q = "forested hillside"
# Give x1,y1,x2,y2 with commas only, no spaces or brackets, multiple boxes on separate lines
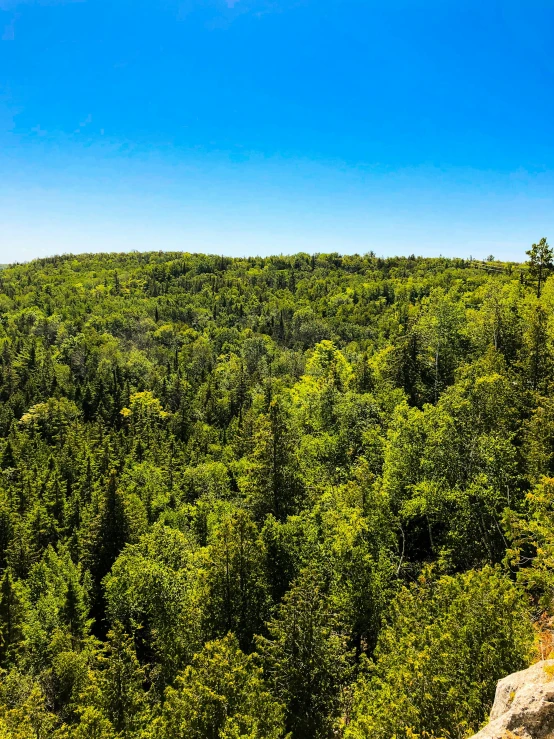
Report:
0,247,553,738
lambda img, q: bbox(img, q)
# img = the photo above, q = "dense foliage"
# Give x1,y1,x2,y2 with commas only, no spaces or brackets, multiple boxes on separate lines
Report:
0,247,552,738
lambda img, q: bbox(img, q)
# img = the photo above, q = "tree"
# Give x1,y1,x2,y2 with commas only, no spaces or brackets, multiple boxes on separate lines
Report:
65,705,117,739
0,682,57,739
241,398,302,521
524,399,554,483
315,491,395,657
0,439,16,470
505,476,554,610
104,524,202,688
526,236,553,298
345,567,533,739
62,574,90,642
256,567,351,739
415,289,464,403
520,300,551,392
95,623,147,739
152,635,286,739
204,509,269,651
84,472,131,616
0,569,26,666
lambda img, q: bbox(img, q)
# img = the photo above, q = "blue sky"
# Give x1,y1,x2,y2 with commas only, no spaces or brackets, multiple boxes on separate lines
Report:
1,0,553,262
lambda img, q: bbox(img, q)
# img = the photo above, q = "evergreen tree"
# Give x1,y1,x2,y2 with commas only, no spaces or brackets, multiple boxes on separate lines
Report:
204,509,269,651
257,568,351,739
86,472,129,588
62,574,90,642
153,635,286,739
0,569,26,666
346,568,533,739
526,236,553,298
96,623,147,738
243,399,302,521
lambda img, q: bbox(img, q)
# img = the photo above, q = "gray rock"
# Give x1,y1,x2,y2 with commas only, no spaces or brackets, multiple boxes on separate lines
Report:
471,660,554,739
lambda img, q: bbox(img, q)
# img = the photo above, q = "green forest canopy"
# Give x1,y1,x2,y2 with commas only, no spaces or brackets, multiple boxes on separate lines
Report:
0,247,553,738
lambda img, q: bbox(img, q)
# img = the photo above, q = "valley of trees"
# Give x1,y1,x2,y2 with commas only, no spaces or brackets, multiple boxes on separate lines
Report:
0,245,553,738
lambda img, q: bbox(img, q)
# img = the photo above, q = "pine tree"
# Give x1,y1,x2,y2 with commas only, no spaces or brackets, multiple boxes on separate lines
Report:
0,439,16,470
97,623,147,738
244,399,302,521
156,635,286,739
84,472,130,627
62,574,90,642
257,567,350,739
526,237,553,298
204,509,269,651
0,569,26,666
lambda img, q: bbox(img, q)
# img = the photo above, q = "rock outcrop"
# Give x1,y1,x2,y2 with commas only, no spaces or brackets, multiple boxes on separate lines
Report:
471,660,554,739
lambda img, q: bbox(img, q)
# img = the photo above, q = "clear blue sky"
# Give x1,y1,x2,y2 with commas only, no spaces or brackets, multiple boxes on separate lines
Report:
1,0,553,263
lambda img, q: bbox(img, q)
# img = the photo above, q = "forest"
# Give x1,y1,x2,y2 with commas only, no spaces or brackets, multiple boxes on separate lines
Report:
0,244,552,738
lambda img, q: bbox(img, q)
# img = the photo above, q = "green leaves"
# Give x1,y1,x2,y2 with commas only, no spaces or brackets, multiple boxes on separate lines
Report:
505,476,554,610
526,237,553,298
104,524,202,688
0,249,552,738
203,509,270,652
152,635,286,739
257,567,351,739
0,569,26,667
346,567,533,739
